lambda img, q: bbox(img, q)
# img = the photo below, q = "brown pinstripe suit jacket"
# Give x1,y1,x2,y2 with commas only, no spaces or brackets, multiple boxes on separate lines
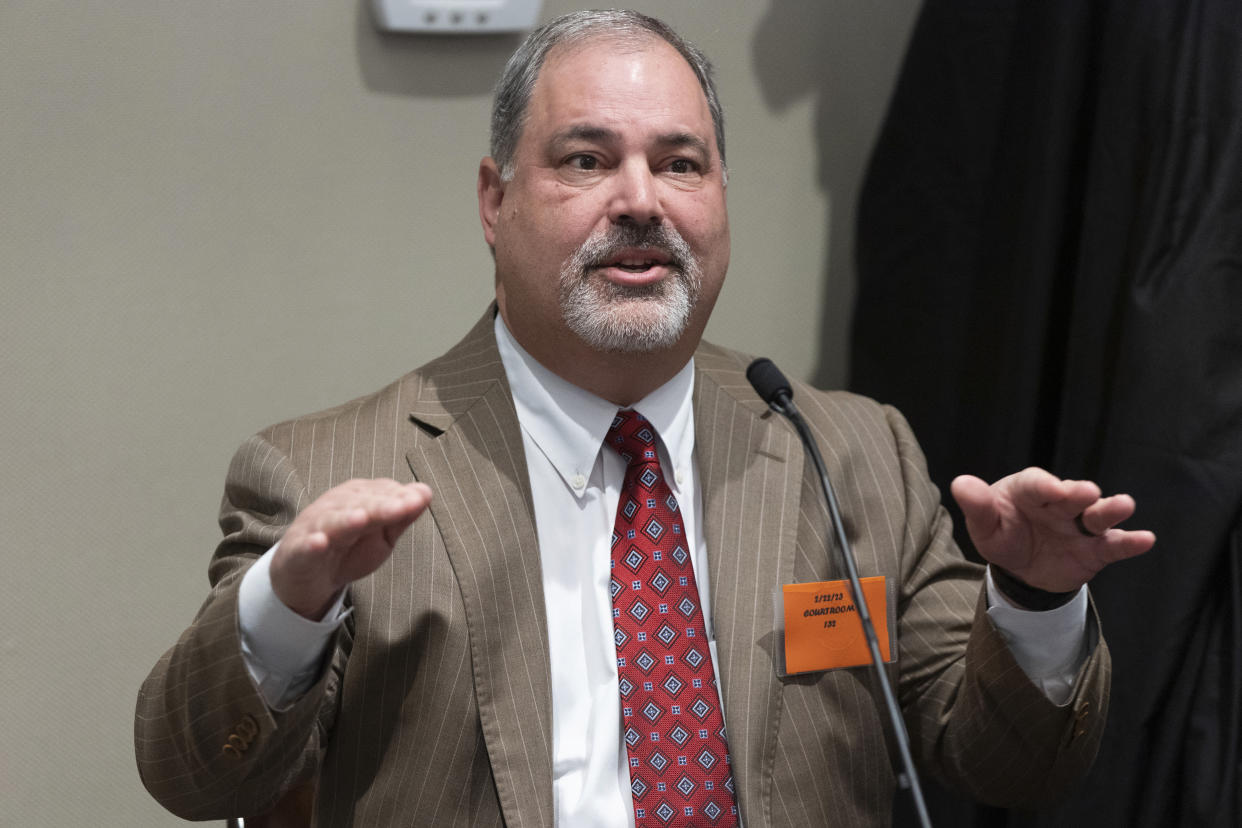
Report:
136,310,1109,826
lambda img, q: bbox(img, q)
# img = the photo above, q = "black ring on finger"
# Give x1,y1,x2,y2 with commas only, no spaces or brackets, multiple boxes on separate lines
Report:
1074,512,1100,538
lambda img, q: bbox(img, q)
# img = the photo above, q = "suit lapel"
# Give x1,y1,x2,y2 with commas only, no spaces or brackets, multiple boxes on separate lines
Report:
395,318,803,826
693,346,804,828
405,312,554,828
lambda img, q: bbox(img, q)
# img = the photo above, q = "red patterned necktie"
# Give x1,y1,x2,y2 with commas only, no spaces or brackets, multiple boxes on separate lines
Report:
605,409,740,827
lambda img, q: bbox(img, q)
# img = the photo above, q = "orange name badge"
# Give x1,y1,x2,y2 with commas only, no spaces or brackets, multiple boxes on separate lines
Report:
782,577,891,674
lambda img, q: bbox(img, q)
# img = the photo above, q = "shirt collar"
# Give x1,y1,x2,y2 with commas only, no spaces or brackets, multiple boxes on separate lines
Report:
494,314,695,497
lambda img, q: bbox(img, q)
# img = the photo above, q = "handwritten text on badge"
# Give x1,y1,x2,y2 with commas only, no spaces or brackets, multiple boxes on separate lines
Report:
782,577,890,674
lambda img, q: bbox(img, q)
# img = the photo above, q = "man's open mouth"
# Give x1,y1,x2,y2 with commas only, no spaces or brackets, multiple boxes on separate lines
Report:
611,259,664,272
596,248,675,274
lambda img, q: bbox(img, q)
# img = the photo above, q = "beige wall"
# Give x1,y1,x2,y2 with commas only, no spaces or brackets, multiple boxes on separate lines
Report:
0,1,917,823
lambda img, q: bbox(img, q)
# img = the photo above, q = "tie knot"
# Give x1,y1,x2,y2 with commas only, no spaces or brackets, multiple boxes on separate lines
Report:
605,409,660,468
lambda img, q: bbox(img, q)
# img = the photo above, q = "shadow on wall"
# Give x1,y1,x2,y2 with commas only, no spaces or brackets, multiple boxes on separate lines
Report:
750,0,920,391
353,0,524,97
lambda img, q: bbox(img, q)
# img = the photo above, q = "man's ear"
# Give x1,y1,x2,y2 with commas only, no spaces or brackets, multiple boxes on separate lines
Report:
478,157,505,247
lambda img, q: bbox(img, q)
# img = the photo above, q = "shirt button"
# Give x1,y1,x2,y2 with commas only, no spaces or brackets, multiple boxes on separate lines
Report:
571,474,586,491
675,469,686,485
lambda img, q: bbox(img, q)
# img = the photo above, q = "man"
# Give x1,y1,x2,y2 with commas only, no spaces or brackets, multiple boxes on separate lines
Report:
135,11,1154,827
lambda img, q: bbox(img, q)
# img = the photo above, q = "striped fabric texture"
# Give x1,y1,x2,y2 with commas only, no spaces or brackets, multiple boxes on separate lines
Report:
136,309,1109,826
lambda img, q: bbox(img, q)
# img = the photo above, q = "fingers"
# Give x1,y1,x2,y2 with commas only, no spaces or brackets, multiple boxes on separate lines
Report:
273,479,433,619
954,465,1155,592
995,469,1149,543
1099,528,1157,562
1077,491,1154,562
1076,493,1136,536
950,474,1001,542
949,474,991,510
382,497,431,546
285,479,432,554
1003,468,1101,521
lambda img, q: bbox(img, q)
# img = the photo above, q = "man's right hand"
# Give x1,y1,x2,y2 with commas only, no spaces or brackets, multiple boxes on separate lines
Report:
269,479,433,619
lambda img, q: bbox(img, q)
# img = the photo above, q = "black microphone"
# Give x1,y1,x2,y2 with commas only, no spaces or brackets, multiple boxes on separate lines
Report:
745,358,792,408
746,358,932,828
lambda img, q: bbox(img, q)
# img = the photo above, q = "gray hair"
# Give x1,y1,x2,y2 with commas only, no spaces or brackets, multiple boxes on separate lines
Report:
489,10,726,181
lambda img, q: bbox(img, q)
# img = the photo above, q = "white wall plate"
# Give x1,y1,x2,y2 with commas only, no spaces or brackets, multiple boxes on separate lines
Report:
372,0,543,34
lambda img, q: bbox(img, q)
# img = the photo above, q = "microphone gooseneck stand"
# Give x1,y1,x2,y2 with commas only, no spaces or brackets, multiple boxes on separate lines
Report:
746,358,933,828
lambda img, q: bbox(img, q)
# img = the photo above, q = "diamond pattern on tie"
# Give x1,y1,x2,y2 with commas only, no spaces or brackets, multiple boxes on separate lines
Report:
606,409,739,827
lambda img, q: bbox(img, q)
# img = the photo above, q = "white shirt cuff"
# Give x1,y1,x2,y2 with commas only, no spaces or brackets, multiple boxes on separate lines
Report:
238,544,349,710
985,566,1090,705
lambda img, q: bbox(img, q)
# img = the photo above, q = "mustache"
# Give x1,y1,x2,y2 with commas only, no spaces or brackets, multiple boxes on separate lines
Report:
575,223,692,271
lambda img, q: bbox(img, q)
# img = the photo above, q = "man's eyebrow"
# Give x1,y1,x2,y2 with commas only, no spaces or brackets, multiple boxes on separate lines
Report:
655,131,710,158
547,126,712,158
549,124,621,148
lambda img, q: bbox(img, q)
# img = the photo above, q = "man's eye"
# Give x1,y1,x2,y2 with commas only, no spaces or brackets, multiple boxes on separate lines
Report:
668,159,699,174
567,155,599,171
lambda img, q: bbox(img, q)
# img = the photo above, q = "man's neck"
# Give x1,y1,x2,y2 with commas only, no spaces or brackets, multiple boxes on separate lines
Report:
500,316,700,408
552,349,694,407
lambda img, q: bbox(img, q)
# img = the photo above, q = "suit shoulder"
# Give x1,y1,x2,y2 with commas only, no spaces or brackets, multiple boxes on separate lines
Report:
252,372,415,447
694,339,897,426
793,382,894,424
252,308,502,448
693,339,753,373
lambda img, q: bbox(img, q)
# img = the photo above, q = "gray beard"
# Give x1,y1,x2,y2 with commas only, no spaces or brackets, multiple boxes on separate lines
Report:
559,224,703,353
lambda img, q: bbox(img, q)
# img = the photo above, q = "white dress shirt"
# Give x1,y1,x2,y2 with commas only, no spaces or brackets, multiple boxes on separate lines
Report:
494,315,723,826
237,314,1089,826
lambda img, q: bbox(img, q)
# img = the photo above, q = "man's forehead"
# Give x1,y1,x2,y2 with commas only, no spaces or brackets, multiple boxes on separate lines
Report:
541,30,671,72
527,34,711,134
536,32,701,101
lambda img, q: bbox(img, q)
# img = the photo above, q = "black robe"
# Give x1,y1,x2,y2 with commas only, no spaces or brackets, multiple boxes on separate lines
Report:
850,1,1242,825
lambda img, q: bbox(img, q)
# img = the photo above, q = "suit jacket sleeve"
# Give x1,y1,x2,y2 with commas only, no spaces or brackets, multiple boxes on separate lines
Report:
688,346,1107,823
881,403,1109,806
135,313,549,827
134,432,342,821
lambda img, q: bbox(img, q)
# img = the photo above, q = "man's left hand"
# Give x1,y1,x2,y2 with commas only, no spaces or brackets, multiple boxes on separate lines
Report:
950,468,1156,593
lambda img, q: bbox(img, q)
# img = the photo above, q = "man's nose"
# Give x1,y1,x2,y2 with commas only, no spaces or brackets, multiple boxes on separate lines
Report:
608,161,664,226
